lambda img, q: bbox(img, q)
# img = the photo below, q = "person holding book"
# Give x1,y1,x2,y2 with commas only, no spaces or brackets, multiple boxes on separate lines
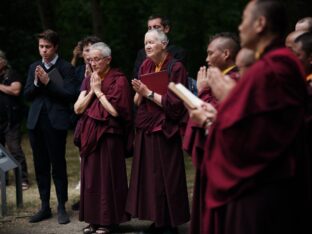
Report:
133,15,187,79
74,42,133,234
126,29,190,233
24,29,78,224
188,1,309,233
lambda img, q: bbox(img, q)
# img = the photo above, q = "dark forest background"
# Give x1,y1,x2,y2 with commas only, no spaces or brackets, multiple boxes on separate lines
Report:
0,0,311,81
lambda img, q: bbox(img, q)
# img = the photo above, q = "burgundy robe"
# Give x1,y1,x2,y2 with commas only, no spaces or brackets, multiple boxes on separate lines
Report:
183,67,239,234
126,55,190,227
201,47,308,234
75,68,133,226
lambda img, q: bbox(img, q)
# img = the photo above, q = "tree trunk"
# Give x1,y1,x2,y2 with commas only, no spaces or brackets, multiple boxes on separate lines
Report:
36,0,55,30
90,0,104,38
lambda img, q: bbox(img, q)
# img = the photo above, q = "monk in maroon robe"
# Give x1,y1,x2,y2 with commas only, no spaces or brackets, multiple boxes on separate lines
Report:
126,29,190,232
74,42,132,234
183,33,240,234
186,1,309,234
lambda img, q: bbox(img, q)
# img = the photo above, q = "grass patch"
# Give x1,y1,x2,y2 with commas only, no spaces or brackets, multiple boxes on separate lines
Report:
1,130,195,218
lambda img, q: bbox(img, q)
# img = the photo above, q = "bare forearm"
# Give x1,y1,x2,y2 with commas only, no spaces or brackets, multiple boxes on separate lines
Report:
0,83,21,96
74,91,94,114
95,91,118,117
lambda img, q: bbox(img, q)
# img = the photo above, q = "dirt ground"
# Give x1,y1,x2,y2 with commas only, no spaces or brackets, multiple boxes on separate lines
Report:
0,209,189,234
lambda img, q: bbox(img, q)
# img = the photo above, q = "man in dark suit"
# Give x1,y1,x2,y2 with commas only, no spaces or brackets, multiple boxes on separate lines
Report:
133,15,187,79
24,29,78,224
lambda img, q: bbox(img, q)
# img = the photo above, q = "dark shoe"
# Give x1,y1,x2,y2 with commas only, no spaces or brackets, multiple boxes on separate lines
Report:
57,208,70,224
71,200,80,211
29,208,52,223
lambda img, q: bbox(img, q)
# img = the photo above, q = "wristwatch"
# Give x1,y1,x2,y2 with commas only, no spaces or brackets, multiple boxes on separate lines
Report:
147,91,154,100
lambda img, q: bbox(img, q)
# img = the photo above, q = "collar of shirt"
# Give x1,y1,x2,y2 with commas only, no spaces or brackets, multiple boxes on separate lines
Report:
42,54,59,69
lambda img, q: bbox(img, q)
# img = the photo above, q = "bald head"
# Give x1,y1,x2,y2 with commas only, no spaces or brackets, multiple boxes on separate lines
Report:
285,30,307,52
295,17,312,32
209,32,240,61
235,48,255,76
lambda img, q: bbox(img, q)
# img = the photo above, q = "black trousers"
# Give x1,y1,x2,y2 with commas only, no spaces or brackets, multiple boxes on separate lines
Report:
28,111,68,207
0,121,29,183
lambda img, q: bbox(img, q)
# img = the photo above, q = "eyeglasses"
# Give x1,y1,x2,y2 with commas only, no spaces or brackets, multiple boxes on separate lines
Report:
88,56,108,63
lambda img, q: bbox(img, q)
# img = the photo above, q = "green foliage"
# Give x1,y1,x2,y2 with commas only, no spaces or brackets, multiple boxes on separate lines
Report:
1,0,311,82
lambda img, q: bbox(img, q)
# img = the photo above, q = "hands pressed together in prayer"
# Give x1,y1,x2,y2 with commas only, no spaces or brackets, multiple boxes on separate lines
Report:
196,66,236,101
35,65,50,85
90,72,102,96
131,79,151,97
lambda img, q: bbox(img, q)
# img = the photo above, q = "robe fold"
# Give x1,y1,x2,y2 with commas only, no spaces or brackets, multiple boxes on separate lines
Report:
183,67,239,234
126,55,190,227
201,47,308,234
75,68,133,226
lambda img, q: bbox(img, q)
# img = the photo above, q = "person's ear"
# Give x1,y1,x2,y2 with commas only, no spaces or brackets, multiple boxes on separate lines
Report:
223,49,230,60
255,15,266,34
163,26,170,34
161,41,168,49
106,56,112,64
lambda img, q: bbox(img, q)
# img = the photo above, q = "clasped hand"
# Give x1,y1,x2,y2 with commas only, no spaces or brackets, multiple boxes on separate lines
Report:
132,79,150,97
90,72,102,94
35,65,50,85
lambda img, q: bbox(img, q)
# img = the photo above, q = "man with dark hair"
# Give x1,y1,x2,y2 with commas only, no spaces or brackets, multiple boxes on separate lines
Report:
133,15,187,79
0,50,29,190
296,17,312,32
187,1,309,233
24,29,78,224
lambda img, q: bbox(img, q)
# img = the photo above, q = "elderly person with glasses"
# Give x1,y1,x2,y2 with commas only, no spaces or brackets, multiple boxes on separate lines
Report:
126,29,190,233
74,42,133,234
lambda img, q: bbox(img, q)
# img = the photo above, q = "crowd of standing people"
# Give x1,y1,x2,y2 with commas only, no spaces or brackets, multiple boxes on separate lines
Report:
1,0,312,233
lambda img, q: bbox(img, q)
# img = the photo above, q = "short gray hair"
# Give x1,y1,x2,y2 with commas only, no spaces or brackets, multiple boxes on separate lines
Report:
145,29,169,45
89,42,111,57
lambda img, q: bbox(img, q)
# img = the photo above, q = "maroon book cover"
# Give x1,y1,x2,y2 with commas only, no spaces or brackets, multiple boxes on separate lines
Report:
140,70,169,95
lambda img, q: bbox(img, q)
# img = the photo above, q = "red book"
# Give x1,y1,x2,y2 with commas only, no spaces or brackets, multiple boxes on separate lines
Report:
140,70,169,95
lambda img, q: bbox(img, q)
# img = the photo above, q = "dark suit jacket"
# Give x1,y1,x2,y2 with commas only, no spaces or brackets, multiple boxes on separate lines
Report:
24,58,78,130
133,44,187,79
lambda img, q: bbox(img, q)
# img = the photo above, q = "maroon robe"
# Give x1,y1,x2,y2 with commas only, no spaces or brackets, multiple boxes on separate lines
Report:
183,67,239,234
201,47,308,234
75,68,133,226
126,55,190,227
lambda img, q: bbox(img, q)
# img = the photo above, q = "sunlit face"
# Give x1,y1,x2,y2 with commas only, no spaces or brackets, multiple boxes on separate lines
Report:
206,39,226,69
38,39,58,63
238,1,258,50
88,49,111,73
147,18,169,33
144,32,166,62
